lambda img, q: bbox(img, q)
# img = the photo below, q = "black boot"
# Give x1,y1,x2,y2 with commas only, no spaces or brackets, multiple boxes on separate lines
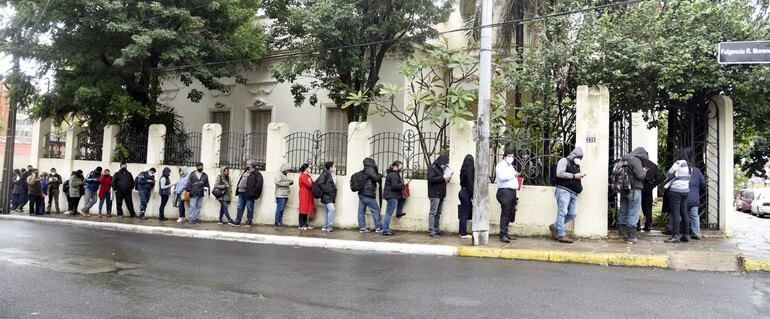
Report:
618,224,628,240
500,235,511,243
625,227,639,244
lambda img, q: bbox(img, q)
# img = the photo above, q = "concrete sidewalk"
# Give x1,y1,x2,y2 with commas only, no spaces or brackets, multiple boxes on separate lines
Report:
0,212,761,272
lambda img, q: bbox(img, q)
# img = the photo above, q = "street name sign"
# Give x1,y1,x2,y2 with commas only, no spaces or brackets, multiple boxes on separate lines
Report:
718,41,770,64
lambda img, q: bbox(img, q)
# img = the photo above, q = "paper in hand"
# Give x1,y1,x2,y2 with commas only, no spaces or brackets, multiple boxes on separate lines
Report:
443,166,453,178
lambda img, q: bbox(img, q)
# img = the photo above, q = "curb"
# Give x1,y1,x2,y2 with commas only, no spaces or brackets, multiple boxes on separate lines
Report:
740,256,770,272
457,246,670,269
2,215,670,269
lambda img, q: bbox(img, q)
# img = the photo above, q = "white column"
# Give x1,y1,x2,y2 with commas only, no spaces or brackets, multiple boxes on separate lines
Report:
101,125,119,163
200,123,222,169
146,124,166,166
265,122,289,172
712,96,734,236
345,122,372,173
30,118,52,166
449,120,475,183
63,126,81,161
573,86,610,238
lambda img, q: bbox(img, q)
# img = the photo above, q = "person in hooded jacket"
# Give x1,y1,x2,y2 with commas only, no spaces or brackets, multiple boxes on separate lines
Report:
68,170,85,215
297,164,315,230
46,168,62,213
214,167,234,225
158,167,173,221
17,166,32,212
618,147,649,244
26,169,42,216
357,158,382,233
232,160,264,227
97,169,112,217
39,171,48,214
10,169,21,210
137,167,157,220
81,166,102,215
664,149,692,243
427,155,451,237
111,162,136,218
316,161,338,232
458,155,474,239
274,162,293,227
174,166,190,223
382,161,407,236
637,157,659,232
548,148,585,243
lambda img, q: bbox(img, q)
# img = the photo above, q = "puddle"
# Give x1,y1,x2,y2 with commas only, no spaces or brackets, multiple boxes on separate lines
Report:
0,247,140,274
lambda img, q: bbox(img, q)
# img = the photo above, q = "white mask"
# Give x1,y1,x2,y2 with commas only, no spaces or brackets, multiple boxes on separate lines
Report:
573,158,582,165
505,157,514,164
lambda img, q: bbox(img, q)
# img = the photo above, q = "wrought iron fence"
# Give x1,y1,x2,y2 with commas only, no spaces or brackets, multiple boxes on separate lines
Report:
75,130,103,161
488,131,575,186
43,132,65,159
115,133,148,163
285,130,347,175
163,132,202,167
369,129,449,179
217,132,267,171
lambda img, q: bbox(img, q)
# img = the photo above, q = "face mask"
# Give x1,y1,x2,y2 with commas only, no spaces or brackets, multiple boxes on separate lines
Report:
505,157,514,164
120,166,127,171
573,158,582,165
197,168,203,172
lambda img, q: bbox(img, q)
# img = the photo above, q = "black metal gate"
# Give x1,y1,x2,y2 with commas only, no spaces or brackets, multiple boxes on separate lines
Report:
218,132,267,171
284,130,347,175
369,129,449,179
163,132,202,167
678,104,720,230
76,130,103,161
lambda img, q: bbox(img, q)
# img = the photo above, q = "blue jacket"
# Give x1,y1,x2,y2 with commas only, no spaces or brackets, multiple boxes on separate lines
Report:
688,167,706,208
85,170,101,191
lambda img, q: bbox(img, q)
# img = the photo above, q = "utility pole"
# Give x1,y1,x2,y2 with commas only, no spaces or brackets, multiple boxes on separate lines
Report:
0,30,21,215
472,0,493,246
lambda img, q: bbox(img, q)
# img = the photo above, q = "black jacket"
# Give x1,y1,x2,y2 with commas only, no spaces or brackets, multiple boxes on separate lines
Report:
19,170,31,190
237,170,264,200
427,155,449,199
111,169,134,193
185,171,210,198
316,169,337,204
641,157,659,193
360,158,381,198
459,155,474,194
383,169,405,200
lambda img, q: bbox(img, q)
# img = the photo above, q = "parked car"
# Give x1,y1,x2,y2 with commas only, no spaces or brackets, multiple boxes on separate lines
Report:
738,189,755,213
750,189,770,218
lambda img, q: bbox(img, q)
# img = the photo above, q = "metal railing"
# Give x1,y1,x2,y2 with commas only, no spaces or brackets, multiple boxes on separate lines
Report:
488,131,575,186
285,130,347,175
43,132,65,159
163,132,202,167
115,133,148,163
75,130,103,161
369,129,449,179
218,132,267,171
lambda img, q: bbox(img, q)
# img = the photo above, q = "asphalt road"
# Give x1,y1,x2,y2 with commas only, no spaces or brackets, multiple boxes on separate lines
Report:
0,220,768,319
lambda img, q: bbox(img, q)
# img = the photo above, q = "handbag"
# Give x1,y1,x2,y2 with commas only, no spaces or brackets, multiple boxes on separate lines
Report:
181,191,190,202
402,183,410,199
212,188,225,198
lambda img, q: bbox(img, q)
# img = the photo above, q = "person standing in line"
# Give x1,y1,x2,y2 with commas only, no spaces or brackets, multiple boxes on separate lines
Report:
638,157,659,232
38,171,48,214
174,166,190,223
427,155,451,238
357,158,382,233
17,166,32,212
232,160,264,227
26,169,42,216
185,162,210,224
111,162,136,218
68,170,85,216
458,155,474,239
317,161,338,232
549,147,585,244
10,169,21,210
297,164,315,230
213,167,234,225
687,166,706,240
664,150,692,243
274,162,293,227
158,167,173,221
137,167,157,220
81,166,102,215
46,168,62,214
617,147,649,244
495,150,520,243
98,169,113,217
382,161,407,236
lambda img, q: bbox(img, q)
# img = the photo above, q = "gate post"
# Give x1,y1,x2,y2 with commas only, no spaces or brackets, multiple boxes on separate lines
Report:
574,86,610,238
712,96,734,236
30,118,52,167
200,123,221,169
102,125,119,163
265,122,288,172
146,124,166,166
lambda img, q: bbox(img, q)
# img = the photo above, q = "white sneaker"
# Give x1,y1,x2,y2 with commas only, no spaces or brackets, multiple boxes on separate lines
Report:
176,218,184,223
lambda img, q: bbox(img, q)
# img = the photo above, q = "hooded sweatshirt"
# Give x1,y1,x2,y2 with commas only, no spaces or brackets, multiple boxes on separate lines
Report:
214,167,233,202
159,167,173,196
555,147,584,195
360,158,381,198
275,162,293,198
622,147,649,190
428,155,450,199
174,166,190,195
460,155,475,194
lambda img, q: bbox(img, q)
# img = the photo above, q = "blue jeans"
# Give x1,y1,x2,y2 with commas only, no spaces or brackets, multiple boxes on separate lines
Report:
382,198,404,233
218,199,233,223
235,193,255,224
188,196,204,222
688,206,701,236
275,197,287,225
554,188,578,237
619,189,642,227
10,193,20,209
159,195,169,219
99,197,113,214
324,203,335,229
357,195,381,231
139,190,151,215
174,194,186,218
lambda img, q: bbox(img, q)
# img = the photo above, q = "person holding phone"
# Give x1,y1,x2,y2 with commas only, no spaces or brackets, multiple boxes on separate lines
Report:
549,147,585,243
382,161,407,236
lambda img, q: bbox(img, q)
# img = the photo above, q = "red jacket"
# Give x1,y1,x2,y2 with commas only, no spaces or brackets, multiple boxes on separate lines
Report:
298,172,315,215
98,175,112,199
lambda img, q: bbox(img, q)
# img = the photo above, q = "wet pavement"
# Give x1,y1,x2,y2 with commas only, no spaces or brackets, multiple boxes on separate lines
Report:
733,208,770,260
1,220,769,318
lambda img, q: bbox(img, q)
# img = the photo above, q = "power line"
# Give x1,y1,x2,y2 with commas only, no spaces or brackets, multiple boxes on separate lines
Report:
151,0,651,72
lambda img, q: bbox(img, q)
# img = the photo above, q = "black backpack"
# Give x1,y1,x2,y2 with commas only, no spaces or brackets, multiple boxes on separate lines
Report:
350,170,365,192
610,159,633,193
63,180,69,194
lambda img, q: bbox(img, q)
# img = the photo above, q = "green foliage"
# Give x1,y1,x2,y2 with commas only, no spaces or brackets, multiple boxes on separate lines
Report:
735,134,770,178
264,0,453,121
2,0,266,132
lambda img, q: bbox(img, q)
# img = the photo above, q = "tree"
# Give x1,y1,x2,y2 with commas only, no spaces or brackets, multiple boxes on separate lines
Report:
263,0,454,122
1,0,266,135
